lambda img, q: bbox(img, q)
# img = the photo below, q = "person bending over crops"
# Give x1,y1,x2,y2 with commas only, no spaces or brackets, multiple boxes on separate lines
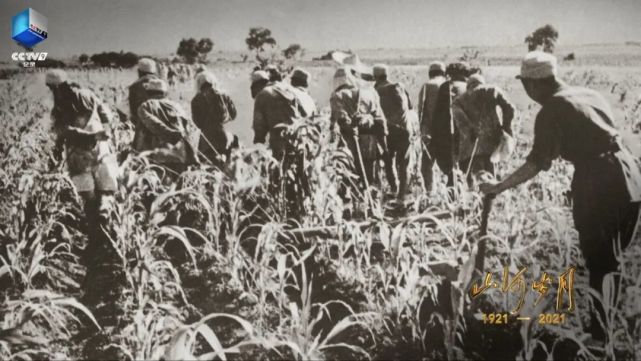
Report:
191,71,238,166
129,58,160,149
418,61,447,193
451,73,516,187
330,67,389,190
290,68,317,117
252,74,308,160
136,78,198,176
480,51,641,343
431,61,471,188
373,64,413,200
45,69,118,257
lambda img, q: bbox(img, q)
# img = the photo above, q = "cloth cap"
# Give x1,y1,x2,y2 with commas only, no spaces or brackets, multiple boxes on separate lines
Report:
196,71,218,92
45,69,68,85
373,64,388,78
467,74,486,90
144,78,168,93
517,51,557,79
251,70,270,83
429,61,446,73
291,68,310,83
446,61,471,78
138,58,157,74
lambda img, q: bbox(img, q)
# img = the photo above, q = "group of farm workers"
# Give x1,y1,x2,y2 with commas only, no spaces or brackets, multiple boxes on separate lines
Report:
44,49,640,343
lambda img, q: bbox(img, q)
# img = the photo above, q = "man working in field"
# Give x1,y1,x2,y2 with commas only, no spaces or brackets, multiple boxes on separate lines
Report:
480,51,641,342
136,78,196,176
418,61,447,193
128,59,160,148
45,69,118,254
290,68,317,117
452,73,516,186
431,61,471,188
373,64,413,199
330,67,389,190
252,73,308,160
191,71,238,166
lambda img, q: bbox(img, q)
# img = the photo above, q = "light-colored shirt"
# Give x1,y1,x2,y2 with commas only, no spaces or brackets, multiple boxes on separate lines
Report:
252,82,303,156
292,86,317,117
330,85,387,135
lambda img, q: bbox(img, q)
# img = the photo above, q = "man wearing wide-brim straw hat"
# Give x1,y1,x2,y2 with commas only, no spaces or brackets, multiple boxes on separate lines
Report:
331,51,374,81
480,50,641,342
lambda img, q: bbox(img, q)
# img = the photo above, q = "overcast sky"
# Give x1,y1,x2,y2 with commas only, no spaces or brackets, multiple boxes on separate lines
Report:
1,0,640,60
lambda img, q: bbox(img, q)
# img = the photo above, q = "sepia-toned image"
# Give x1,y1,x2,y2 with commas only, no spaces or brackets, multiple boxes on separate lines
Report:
1,0,641,359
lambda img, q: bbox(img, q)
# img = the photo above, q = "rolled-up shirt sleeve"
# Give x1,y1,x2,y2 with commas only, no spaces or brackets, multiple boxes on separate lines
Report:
526,104,562,171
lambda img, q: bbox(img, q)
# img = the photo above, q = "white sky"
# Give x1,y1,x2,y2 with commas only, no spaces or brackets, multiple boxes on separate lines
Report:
1,0,640,59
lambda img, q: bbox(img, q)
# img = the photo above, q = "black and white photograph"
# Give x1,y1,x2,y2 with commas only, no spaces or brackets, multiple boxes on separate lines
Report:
1,0,641,359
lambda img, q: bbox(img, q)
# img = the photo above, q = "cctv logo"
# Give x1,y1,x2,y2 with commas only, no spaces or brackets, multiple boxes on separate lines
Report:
11,8,48,67
12,8,48,48
12,52,48,61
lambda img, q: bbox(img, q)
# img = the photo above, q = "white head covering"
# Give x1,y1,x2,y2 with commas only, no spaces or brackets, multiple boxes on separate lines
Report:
195,71,219,92
137,58,157,75
251,70,270,83
517,51,558,79
45,69,68,86
144,78,168,93
333,67,357,90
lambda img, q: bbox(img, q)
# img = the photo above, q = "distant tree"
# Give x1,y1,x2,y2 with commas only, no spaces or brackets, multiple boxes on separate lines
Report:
246,27,277,57
176,37,214,64
78,54,89,64
177,38,199,64
89,51,139,68
117,51,139,68
525,24,559,53
283,44,303,59
196,38,214,62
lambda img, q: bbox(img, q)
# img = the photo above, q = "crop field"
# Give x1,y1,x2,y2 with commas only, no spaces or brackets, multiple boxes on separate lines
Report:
1,46,641,360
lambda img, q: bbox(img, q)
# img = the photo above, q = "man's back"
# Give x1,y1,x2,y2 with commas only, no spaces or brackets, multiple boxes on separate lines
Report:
292,87,316,117
418,76,446,136
253,82,302,145
375,81,411,128
129,74,159,122
330,86,386,130
453,85,515,159
535,85,619,165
